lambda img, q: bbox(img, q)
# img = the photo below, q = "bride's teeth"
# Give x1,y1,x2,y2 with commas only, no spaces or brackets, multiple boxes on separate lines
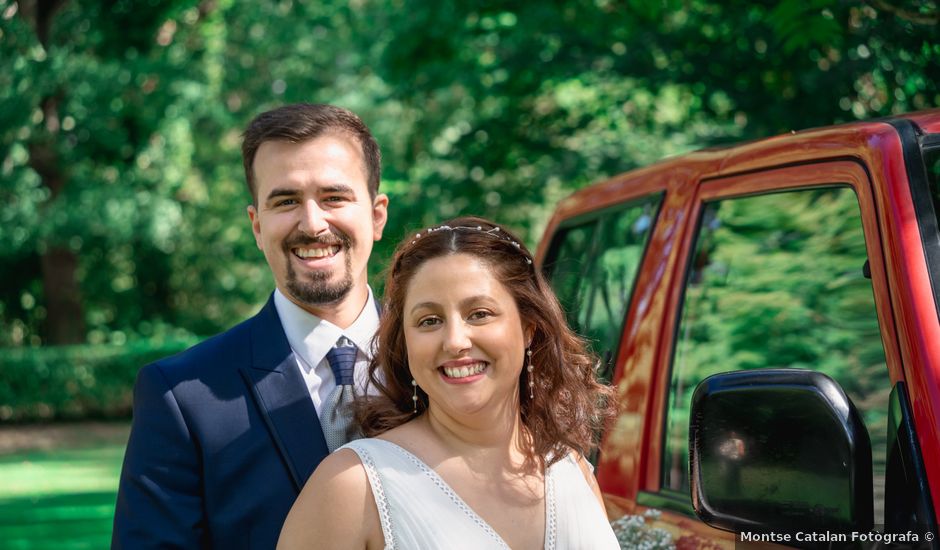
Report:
444,362,486,378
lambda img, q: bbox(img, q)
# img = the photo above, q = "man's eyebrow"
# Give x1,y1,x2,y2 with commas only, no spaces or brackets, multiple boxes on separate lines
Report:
264,187,299,203
263,184,357,205
320,184,356,195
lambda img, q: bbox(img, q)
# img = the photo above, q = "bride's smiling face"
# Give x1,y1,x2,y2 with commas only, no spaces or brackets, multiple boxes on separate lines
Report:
402,253,531,418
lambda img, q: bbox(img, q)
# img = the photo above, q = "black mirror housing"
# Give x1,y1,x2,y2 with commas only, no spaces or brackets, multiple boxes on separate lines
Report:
689,368,874,537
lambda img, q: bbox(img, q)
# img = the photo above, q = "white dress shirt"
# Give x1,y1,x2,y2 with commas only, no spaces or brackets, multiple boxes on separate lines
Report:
273,288,379,417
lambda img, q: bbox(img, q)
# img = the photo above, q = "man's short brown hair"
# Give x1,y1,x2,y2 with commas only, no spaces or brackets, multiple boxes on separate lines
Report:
241,103,381,204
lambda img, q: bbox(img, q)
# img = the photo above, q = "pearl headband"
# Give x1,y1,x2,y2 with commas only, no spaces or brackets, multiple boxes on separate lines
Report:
410,224,533,265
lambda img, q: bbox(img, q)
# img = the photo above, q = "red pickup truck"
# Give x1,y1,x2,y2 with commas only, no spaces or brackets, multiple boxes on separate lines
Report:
536,111,940,548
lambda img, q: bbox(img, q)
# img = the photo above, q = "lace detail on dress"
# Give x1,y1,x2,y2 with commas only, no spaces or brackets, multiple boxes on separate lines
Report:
346,443,396,550
388,443,511,549
544,461,558,550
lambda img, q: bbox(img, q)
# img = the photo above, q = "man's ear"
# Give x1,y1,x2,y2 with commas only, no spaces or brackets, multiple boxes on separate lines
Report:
372,193,389,241
247,205,263,251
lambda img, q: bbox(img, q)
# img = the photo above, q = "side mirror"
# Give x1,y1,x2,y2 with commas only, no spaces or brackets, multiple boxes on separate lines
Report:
689,368,873,537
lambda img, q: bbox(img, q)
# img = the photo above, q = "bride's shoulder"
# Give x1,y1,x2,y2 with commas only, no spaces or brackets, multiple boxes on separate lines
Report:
295,448,371,510
558,448,604,505
553,447,592,475
548,446,590,469
318,447,369,477
278,449,379,550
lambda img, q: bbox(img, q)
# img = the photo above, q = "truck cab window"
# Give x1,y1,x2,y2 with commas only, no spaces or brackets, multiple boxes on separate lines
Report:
543,195,661,382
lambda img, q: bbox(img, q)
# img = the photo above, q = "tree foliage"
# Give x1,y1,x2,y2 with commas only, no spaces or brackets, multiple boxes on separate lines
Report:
0,0,938,346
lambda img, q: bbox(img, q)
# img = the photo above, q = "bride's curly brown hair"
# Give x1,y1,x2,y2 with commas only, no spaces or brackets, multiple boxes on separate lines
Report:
356,216,615,467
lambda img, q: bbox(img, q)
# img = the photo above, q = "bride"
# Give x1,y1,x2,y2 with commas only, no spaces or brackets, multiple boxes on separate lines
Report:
278,217,619,549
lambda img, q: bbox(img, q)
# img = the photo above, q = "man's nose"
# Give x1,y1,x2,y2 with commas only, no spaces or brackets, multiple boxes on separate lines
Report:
297,200,330,234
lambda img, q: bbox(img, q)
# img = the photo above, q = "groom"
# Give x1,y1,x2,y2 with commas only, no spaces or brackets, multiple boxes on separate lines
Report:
112,104,389,549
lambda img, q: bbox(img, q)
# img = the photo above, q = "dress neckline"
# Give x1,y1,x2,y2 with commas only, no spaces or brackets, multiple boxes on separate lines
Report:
371,438,557,550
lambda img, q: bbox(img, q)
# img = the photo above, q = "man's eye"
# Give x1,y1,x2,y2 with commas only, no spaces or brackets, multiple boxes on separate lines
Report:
274,198,298,207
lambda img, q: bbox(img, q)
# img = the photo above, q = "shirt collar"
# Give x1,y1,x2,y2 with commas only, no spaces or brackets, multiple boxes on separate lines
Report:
343,287,380,357
273,287,379,371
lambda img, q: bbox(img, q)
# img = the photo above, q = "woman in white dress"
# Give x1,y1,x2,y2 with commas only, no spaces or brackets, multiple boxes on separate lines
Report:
279,216,620,550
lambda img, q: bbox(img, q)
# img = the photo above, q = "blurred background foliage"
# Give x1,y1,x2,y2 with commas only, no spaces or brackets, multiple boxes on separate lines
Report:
0,0,938,419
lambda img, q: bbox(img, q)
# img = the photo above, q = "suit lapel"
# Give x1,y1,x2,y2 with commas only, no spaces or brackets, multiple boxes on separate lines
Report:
239,295,329,492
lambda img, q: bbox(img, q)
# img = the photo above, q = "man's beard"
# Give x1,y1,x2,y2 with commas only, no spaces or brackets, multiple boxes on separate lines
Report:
283,230,355,306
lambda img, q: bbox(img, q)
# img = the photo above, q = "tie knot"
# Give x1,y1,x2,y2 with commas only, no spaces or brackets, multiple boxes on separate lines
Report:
326,340,357,386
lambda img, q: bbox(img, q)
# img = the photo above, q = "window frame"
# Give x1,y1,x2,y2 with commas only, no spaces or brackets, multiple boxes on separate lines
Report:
644,159,905,513
887,123,940,328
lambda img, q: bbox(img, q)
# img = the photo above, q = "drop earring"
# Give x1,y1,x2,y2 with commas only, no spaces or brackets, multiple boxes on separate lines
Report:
412,379,418,413
526,349,534,399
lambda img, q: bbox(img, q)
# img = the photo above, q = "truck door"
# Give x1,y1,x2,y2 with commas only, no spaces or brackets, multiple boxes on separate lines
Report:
649,161,900,547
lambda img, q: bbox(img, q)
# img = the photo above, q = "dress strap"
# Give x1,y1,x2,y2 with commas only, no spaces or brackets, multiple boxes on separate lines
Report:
545,460,558,550
342,441,396,550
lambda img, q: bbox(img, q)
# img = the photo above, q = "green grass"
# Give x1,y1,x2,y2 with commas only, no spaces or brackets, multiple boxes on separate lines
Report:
0,440,126,549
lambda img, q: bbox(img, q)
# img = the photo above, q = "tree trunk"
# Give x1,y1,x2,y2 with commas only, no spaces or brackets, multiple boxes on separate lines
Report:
39,246,86,344
23,0,86,345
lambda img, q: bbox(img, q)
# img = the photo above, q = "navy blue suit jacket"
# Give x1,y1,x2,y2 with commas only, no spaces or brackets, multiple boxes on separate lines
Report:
112,295,329,549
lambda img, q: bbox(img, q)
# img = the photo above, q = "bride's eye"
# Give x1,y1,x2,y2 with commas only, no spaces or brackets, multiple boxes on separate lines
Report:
468,310,493,321
417,316,441,328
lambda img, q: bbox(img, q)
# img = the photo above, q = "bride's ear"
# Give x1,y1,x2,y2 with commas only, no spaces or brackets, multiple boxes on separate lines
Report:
524,324,535,347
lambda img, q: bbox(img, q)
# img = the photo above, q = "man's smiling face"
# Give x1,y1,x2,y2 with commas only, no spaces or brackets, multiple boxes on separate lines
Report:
248,133,388,314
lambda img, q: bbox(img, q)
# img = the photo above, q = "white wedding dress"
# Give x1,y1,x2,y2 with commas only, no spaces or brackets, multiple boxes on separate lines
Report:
341,438,620,549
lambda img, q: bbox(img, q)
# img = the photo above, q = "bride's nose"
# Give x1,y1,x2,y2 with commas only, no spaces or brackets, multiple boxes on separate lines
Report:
442,320,472,355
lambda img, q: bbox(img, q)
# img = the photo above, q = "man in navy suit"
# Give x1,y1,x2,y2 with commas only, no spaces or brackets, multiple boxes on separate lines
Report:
112,103,389,548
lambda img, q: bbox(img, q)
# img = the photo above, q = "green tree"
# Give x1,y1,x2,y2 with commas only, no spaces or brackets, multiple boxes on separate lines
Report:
1,0,210,344
1,0,937,348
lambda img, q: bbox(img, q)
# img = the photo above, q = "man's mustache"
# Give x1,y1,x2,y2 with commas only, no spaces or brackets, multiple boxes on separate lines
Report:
283,231,351,250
